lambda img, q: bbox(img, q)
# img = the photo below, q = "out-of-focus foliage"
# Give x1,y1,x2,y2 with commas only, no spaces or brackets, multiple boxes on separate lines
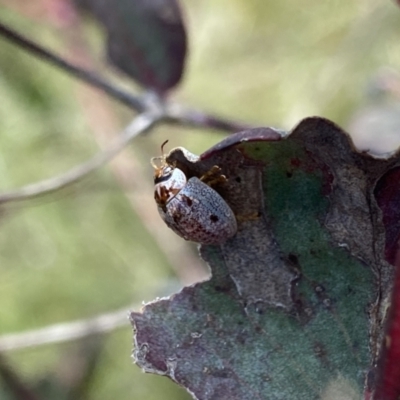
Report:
76,0,187,93
183,0,400,140
0,0,400,399
0,4,188,399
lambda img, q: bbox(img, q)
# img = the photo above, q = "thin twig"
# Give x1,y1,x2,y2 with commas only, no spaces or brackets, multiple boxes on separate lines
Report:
0,21,254,134
0,21,145,112
0,112,160,204
166,104,253,133
0,307,130,352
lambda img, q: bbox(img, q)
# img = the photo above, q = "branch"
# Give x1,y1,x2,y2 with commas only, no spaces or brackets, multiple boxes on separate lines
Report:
0,112,159,204
0,307,129,352
0,21,145,112
166,104,254,133
0,21,254,134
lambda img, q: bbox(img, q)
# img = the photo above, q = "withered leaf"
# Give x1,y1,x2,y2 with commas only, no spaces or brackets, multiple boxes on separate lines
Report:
131,117,400,399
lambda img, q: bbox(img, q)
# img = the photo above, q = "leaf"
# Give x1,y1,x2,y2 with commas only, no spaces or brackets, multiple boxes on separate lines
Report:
76,0,187,93
372,168,400,400
131,117,400,399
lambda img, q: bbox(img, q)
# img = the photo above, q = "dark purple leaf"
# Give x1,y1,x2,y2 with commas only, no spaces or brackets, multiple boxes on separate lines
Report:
76,0,187,93
372,168,400,400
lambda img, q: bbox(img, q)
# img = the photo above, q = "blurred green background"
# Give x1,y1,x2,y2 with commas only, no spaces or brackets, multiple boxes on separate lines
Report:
0,0,400,399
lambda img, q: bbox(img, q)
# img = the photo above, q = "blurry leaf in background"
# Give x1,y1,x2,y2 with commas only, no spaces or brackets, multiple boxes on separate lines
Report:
131,117,400,399
75,0,187,93
348,68,400,157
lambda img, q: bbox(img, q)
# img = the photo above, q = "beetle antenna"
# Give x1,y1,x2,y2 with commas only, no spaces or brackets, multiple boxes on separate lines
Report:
151,140,169,169
161,140,169,155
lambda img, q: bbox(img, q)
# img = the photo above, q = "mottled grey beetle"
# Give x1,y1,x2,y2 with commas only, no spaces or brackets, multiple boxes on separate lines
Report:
151,142,237,244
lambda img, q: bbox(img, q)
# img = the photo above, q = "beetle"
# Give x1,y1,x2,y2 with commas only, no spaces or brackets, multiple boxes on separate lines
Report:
151,141,237,245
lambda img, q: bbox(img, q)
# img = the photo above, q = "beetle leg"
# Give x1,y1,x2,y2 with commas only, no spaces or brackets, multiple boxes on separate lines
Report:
200,165,227,186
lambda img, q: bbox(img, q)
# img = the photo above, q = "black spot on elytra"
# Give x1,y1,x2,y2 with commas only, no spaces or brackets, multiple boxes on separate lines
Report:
184,196,193,207
286,171,293,178
210,215,219,223
235,176,242,183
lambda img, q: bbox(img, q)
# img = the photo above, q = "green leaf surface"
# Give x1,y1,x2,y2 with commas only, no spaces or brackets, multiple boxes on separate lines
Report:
131,117,399,399
76,0,187,93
